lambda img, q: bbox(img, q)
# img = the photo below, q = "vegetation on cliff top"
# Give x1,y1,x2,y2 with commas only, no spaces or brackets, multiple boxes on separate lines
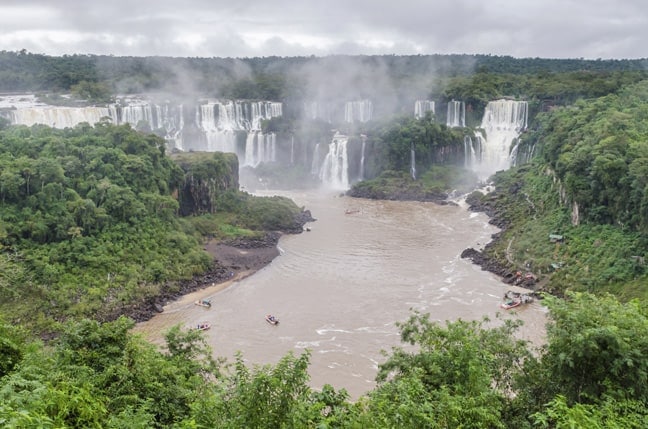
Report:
0,122,305,333
467,81,648,301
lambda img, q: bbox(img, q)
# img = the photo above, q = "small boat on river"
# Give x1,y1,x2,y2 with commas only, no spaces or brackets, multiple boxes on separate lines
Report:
500,285,534,310
500,298,522,310
266,314,279,325
194,322,211,331
195,299,212,308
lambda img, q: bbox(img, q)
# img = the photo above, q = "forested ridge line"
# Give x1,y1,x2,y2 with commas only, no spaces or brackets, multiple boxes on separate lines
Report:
2,50,647,104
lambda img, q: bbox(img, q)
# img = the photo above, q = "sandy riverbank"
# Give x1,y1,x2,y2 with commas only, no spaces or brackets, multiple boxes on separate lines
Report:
122,233,283,323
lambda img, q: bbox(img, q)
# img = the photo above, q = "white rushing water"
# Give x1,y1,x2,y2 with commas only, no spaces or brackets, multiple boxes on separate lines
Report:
471,99,528,180
446,100,465,128
414,100,435,119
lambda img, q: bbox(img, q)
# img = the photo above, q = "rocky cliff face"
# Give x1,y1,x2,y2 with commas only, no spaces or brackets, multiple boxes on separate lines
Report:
171,152,239,216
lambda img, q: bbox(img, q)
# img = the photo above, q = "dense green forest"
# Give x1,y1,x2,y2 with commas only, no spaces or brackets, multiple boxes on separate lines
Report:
0,122,305,333
2,50,648,106
1,51,648,427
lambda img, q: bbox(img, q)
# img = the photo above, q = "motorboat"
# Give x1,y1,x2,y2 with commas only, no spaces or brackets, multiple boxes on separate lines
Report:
194,322,211,331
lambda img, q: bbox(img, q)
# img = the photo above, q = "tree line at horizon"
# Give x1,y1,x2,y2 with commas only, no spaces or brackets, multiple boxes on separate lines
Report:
1,50,647,108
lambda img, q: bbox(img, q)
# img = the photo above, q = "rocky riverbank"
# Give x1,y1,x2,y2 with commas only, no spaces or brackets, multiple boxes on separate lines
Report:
112,210,315,323
460,188,539,290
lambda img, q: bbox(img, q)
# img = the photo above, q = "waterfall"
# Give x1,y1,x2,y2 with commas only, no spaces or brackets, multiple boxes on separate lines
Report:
304,101,334,123
9,106,112,128
120,103,156,128
319,133,349,190
249,101,283,130
2,94,284,159
198,103,237,153
268,133,277,163
244,132,257,166
197,100,283,133
471,99,528,180
290,135,295,165
359,135,367,180
446,100,465,127
169,104,185,151
257,133,266,164
510,141,536,166
464,135,478,169
344,100,373,123
310,143,321,175
195,100,282,154
414,100,435,119
243,131,277,166
410,147,416,180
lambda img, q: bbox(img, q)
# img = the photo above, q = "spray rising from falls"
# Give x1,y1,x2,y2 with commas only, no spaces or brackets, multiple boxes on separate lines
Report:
345,100,373,123
468,99,528,180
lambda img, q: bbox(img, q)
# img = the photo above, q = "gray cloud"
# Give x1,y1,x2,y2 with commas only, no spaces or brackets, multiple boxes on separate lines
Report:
1,0,647,58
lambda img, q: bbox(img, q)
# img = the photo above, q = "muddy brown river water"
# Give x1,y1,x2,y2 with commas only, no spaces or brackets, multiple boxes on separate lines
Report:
134,190,547,399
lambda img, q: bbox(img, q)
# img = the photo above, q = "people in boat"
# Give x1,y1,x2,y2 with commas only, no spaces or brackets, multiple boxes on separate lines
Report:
201,299,211,307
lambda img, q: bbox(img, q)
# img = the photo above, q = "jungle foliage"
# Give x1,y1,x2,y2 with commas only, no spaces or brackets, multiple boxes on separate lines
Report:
347,112,481,198
472,162,647,300
465,80,648,299
0,123,303,332
1,292,646,428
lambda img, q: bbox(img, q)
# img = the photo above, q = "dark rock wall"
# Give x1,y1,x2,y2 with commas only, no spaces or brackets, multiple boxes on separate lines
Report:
171,152,239,216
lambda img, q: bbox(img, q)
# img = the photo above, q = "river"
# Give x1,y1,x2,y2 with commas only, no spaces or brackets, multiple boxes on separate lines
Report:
134,190,547,399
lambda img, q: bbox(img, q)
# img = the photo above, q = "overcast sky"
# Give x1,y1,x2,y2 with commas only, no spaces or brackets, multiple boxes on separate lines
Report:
1,0,646,59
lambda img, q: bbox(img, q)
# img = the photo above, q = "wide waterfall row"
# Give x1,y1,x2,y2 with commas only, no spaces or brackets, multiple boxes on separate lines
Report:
467,99,528,180
3,98,281,131
414,100,435,119
9,106,112,128
1,93,530,190
2,98,282,154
